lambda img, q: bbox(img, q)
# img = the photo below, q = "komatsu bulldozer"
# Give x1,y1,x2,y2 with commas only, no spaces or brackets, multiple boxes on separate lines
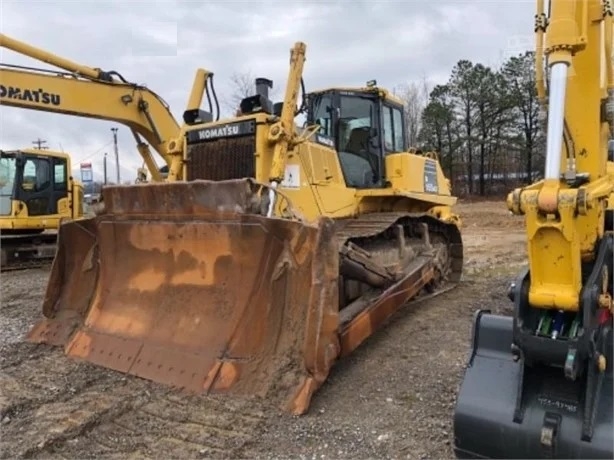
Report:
24,41,463,414
0,148,83,270
453,0,613,458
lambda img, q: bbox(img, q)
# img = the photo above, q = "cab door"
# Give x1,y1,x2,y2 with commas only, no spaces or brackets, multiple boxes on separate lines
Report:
14,154,66,216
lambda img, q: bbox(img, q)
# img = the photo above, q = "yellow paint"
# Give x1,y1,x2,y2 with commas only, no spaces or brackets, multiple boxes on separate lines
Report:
506,0,614,311
0,148,84,232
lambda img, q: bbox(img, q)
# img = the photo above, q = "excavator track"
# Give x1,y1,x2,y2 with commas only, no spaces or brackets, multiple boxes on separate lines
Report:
1,234,57,272
1,259,52,272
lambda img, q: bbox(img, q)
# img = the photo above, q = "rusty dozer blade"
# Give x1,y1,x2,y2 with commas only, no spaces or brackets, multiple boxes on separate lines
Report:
453,310,613,459
27,178,458,414
28,179,342,413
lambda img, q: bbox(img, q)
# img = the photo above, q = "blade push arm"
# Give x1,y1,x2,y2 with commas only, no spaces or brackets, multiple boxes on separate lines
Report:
267,41,307,184
264,41,306,217
507,0,614,311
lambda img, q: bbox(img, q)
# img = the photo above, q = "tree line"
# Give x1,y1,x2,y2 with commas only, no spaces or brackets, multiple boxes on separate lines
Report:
225,51,544,197
395,51,544,197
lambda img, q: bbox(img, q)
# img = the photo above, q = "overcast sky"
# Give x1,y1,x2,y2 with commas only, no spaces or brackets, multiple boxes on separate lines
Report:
0,0,534,182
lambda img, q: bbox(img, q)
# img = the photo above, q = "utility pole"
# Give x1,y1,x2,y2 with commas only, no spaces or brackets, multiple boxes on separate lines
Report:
32,138,48,150
103,153,108,185
111,127,120,184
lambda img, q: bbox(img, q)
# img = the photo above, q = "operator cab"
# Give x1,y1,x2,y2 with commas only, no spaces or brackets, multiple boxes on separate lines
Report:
306,81,408,189
0,149,69,221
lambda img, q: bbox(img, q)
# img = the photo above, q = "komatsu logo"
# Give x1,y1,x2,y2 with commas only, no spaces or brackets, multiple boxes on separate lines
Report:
198,124,239,140
186,119,255,144
0,85,61,106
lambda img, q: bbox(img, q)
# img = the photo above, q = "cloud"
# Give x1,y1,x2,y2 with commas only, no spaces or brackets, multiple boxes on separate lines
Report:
0,0,533,182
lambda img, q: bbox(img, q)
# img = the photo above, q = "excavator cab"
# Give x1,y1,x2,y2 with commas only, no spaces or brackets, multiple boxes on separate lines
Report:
0,149,67,226
0,148,84,268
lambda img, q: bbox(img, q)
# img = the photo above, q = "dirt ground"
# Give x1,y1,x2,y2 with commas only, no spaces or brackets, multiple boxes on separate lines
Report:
0,200,527,459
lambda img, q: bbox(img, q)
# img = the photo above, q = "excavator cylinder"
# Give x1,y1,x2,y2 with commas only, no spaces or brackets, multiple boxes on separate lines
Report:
453,311,613,459
544,62,568,180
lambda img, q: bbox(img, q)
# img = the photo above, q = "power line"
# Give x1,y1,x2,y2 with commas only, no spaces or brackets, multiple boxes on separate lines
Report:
75,141,113,164
32,138,48,150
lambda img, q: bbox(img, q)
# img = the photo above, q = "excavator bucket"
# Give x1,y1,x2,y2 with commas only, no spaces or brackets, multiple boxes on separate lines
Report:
453,310,613,459
27,179,342,414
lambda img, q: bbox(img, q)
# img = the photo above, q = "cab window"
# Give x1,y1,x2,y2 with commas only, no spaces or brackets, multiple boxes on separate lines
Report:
311,93,333,137
0,156,17,215
383,108,393,151
337,95,380,188
382,104,405,153
393,107,404,150
54,158,68,192
22,157,51,192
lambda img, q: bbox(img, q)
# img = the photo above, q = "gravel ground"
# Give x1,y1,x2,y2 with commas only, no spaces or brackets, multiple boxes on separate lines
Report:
0,200,527,459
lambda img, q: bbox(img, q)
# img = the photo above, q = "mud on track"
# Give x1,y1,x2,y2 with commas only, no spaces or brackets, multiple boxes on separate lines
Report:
0,200,527,459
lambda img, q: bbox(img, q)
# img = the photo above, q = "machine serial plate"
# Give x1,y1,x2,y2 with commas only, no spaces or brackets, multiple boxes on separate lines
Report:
537,395,578,414
424,159,439,193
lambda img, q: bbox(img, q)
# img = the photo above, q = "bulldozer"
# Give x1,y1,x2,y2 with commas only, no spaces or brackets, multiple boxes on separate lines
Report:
20,38,463,414
0,148,83,271
453,0,613,458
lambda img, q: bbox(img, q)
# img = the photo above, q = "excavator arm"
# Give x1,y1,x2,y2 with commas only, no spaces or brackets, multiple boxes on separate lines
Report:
0,33,216,182
453,1,614,458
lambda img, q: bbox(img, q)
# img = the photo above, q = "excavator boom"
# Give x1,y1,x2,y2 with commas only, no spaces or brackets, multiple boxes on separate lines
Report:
0,33,218,271
453,0,614,458
0,64,178,181
0,33,215,182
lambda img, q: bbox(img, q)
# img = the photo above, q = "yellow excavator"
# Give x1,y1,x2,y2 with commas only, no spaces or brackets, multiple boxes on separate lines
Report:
454,0,613,458
0,148,83,271
0,32,207,268
6,34,464,414
0,33,202,183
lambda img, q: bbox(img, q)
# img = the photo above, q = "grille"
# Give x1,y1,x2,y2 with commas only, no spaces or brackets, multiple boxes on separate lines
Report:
186,135,256,181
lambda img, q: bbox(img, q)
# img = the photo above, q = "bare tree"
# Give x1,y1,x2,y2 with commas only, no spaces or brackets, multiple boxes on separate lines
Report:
393,77,431,147
223,70,280,117
223,71,257,115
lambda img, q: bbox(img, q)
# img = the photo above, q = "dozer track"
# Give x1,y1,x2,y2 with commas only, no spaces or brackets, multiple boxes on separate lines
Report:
27,179,462,414
334,211,462,358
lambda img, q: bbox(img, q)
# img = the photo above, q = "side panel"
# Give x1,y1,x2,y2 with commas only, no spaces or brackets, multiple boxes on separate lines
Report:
385,153,453,197
279,141,357,220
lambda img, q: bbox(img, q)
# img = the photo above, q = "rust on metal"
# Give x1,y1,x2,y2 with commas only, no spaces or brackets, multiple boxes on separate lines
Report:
338,255,435,357
27,179,341,412
27,178,464,415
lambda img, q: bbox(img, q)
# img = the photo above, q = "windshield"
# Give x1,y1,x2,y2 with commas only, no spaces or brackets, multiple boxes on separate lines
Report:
338,96,375,152
0,156,16,215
